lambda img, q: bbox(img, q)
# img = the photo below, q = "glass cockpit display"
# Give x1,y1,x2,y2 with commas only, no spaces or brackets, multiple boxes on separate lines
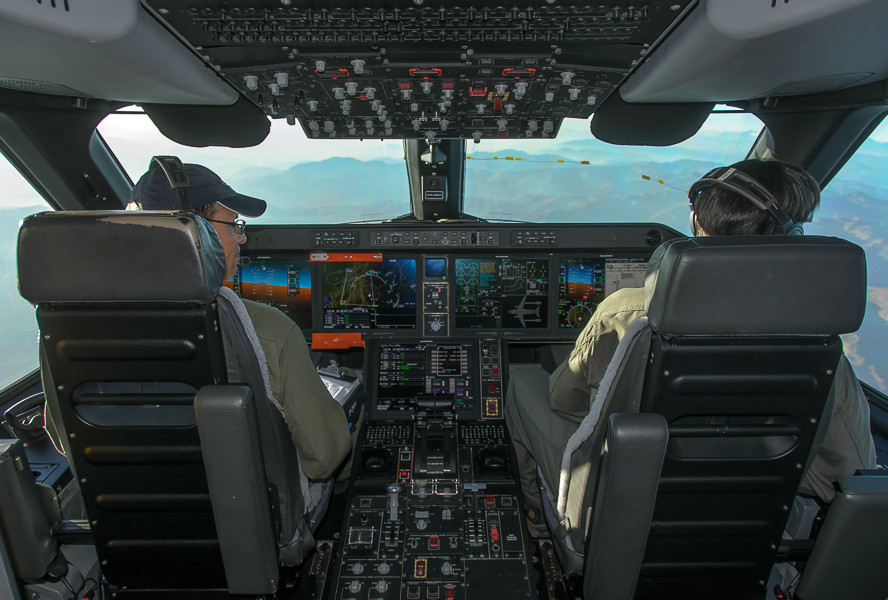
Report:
557,257,648,328
604,258,648,296
227,258,312,329
375,342,476,413
322,258,417,329
557,258,605,329
454,257,548,329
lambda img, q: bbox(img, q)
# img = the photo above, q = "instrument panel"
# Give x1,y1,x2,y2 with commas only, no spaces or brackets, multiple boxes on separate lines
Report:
233,222,677,339
231,223,679,599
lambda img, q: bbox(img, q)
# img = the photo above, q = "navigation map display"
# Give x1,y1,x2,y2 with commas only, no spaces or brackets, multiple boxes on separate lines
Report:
322,258,417,329
558,257,648,328
227,258,312,329
375,342,476,412
455,257,548,329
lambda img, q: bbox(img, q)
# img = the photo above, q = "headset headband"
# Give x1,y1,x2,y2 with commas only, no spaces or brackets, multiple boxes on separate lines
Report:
688,166,799,235
150,155,191,211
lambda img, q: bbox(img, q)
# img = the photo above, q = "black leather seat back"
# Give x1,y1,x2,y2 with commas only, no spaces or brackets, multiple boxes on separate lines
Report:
635,236,866,599
19,211,230,591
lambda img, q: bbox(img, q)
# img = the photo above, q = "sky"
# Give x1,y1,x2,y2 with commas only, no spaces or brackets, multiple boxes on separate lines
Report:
0,159,51,208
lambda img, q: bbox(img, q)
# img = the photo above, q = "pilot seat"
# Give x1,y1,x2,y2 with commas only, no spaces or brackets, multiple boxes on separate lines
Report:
537,235,868,599
16,210,330,597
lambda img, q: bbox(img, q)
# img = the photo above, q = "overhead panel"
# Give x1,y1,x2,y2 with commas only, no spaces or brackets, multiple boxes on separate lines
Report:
144,1,694,140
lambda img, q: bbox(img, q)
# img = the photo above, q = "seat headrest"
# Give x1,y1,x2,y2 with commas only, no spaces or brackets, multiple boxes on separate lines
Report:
18,211,226,304
644,236,866,336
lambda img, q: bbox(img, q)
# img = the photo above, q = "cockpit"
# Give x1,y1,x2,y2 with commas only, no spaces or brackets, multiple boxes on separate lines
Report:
1,2,888,600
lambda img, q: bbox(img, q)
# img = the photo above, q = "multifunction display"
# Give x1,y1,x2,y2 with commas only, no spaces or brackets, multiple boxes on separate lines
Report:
227,258,312,329
557,257,648,328
376,342,476,412
322,258,417,329
454,257,548,329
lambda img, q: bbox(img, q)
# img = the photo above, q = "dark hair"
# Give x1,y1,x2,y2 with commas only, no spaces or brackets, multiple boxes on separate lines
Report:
193,202,217,220
692,159,820,236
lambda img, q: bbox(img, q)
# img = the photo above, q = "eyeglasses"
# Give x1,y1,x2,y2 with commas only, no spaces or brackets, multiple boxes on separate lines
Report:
204,217,247,235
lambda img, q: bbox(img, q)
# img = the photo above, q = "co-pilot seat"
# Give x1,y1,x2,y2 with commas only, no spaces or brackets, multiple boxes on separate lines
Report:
540,236,868,599
17,211,328,597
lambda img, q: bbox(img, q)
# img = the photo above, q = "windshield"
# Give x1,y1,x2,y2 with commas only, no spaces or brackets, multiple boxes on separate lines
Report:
464,110,763,230
98,112,409,224
6,108,884,397
0,154,54,390
808,118,888,395
99,107,762,231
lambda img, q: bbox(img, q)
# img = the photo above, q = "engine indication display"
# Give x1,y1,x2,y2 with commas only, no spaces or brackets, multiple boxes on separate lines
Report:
376,342,476,412
454,257,548,329
605,257,648,296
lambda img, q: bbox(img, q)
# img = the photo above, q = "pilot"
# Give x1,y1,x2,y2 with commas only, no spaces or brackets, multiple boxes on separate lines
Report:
505,159,877,536
128,163,353,483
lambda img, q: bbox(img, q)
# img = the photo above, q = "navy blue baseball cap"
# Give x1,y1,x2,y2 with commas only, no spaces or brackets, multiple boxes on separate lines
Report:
130,163,267,217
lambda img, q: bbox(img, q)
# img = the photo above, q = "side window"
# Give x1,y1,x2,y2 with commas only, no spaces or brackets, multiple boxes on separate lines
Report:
809,118,888,394
0,153,54,389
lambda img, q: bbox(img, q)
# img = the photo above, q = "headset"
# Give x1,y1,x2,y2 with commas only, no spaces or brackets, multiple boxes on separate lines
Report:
688,166,805,236
151,155,192,211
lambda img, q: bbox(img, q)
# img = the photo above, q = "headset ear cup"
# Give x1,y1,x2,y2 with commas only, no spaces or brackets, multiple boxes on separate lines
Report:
770,219,803,236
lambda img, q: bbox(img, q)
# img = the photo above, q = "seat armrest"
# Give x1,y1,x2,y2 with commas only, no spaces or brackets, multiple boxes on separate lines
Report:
195,386,278,595
584,413,668,600
796,475,888,600
0,439,58,581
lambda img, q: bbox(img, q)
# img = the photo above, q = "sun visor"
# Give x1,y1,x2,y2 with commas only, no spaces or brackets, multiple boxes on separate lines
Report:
590,92,714,146
0,0,238,105
142,97,271,148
